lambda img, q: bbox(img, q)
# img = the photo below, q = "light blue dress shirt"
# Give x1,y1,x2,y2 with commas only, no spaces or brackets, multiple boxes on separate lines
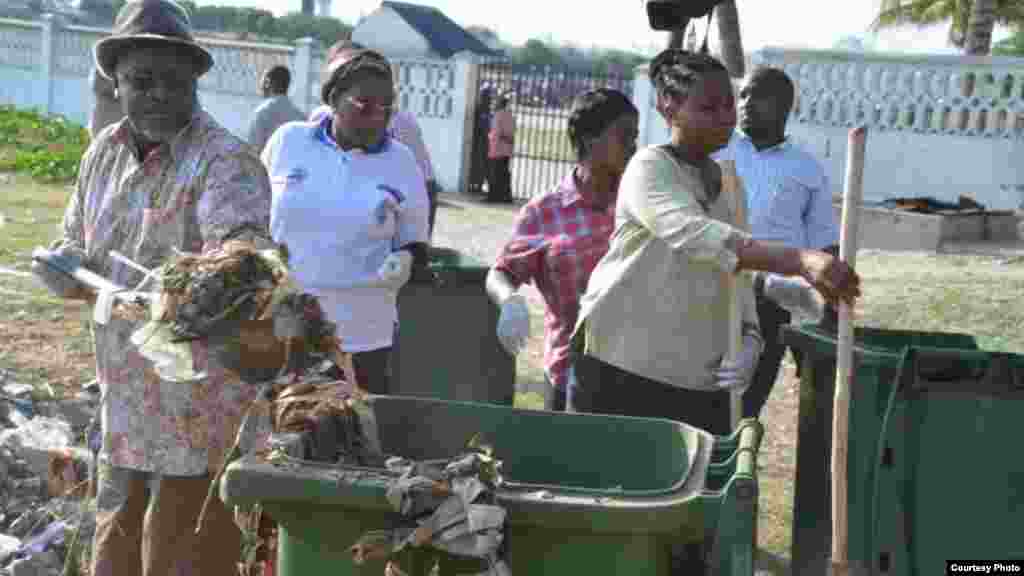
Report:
715,132,838,250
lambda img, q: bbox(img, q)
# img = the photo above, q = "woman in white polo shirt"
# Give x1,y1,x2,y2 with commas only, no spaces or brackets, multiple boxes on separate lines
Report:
261,47,430,393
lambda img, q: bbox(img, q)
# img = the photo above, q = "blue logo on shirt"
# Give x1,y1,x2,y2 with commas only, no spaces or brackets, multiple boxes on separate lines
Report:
377,184,405,203
285,167,307,183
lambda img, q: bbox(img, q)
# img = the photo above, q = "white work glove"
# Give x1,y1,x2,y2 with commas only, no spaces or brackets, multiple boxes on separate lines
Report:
496,293,530,356
761,272,825,323
375,250,413,292
712,330,764,393
30,245,88,299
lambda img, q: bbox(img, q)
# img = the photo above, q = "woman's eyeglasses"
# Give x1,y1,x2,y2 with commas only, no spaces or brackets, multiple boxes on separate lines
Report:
344,96,394,117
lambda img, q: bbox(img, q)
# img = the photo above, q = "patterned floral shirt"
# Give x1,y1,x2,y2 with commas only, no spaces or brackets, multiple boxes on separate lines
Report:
58,110,272,475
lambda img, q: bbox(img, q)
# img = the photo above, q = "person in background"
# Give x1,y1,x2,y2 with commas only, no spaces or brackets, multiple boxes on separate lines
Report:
571,49,860,436
486,92,515,203
713,66,840,420
311,41,440,239
246,64,305,154
487,88,639,411
263,46,429,394
469,86,493,196
31,1,273,574
88,66,122,138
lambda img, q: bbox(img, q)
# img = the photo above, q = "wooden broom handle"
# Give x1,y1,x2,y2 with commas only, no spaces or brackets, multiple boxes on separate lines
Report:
718,159,746,430
831,125,867,575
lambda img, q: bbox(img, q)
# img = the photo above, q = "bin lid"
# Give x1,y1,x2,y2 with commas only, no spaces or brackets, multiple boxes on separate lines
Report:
423,246,489,285
781,324,979,368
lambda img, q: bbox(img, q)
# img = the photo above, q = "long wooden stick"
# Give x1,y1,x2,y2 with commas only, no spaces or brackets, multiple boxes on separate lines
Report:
719,159,746,429
831,126,867,576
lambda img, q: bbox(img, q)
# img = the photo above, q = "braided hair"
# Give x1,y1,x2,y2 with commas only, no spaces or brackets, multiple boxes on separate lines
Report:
567,88,638,162
649,49,728,102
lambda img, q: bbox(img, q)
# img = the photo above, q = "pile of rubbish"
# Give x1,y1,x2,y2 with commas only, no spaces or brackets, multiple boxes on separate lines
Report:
130,240,343,384
349,447,509,576
871,195,987,214
0,373,99,576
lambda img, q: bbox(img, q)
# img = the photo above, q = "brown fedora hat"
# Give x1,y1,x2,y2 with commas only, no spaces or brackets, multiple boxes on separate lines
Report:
94,0,214,80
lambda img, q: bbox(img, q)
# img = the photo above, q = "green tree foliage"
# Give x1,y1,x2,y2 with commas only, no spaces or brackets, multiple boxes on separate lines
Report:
72,1,352,46
871,0,1024,54
993,26,1024,54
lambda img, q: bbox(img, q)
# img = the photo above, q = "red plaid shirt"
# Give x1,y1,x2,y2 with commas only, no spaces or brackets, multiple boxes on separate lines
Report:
494,170,615,390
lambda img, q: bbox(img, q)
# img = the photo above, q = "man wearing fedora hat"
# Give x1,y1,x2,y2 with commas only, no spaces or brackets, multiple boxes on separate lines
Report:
30,1,273,574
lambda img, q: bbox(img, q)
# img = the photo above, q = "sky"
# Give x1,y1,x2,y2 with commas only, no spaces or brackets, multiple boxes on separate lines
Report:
200,0,1010,55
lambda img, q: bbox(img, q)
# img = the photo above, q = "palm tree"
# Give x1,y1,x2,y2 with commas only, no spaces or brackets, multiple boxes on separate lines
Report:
966,0,998,54
667,23,690,51
663,0,744,78
715,0,745,78
871,0,1024,54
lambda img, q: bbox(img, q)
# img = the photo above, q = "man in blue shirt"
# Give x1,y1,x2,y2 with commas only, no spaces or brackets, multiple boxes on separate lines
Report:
716,66,839,419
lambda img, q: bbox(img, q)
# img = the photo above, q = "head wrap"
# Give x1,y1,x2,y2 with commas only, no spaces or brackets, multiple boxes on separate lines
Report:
320,48,393,106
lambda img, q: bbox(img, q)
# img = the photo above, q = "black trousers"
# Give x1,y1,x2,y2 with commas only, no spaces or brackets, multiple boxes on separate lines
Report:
487,156,512,203
426,179,440,239
574,354,732,436
745,293,793,419
469,121,490,193
351,346,392,395
543,374,569,412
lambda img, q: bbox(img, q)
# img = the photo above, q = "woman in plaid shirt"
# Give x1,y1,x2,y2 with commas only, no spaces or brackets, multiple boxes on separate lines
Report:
486,88,639,411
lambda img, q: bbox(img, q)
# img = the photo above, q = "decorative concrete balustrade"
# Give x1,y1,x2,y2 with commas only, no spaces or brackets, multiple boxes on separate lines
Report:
0,18,40,70
755,48,1024,141
633,48,1024,210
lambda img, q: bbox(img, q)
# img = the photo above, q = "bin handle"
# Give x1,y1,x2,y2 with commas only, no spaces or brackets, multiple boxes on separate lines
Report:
900,348,1024,397
734,419,762,480
869,347,917,576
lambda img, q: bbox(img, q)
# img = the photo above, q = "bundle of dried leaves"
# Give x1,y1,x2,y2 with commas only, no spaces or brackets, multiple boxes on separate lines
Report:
147,240,339,380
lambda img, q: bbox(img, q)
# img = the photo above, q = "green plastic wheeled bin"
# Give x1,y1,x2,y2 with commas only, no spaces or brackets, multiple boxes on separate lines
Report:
220,395,763,575
781,325,987,574
870,346,1024,574
393,247,515,404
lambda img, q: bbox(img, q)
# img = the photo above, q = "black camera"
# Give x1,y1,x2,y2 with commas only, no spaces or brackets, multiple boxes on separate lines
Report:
645,0,725,30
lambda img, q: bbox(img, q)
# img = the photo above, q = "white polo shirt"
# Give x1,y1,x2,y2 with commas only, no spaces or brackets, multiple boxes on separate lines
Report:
261,118,429,352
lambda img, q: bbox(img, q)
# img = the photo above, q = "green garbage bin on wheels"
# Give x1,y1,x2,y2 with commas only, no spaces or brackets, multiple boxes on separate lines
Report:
871,346,1024,574
220,395,764,575
392,247,515,404
782,325,1024,574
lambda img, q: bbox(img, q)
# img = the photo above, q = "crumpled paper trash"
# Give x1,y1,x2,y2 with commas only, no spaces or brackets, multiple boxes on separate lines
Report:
351,451,510,573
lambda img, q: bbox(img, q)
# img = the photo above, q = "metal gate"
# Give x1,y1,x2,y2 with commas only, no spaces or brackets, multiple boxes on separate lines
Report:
470,60,633,201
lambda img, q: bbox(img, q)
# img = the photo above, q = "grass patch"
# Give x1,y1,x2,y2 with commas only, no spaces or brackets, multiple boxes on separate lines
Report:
1,174,70,262
0,172,94,397
513,391,545,410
